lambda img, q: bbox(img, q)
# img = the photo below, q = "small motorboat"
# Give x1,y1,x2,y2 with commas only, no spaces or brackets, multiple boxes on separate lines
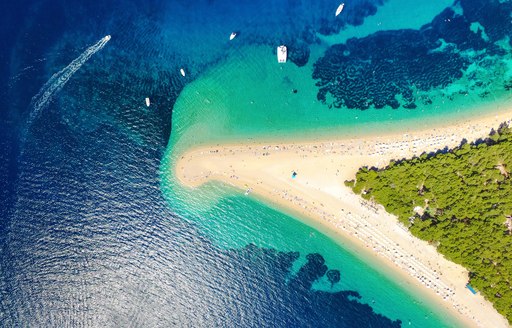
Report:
336,3,345,16
145,97,150,107
229,32,237,40
277,45,287,63
180,68,186,77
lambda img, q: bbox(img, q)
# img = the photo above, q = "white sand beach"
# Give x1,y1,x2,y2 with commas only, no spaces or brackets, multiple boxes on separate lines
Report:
174,110,512,328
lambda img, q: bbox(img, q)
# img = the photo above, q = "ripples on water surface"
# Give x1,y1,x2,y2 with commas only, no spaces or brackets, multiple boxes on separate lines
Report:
3,0,512,326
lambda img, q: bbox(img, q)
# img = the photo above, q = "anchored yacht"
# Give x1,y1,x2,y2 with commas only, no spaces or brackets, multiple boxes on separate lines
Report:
336,3,345,16
277,45,287,63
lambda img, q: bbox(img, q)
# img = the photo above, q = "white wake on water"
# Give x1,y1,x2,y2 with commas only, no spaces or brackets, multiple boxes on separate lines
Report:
27,34,111,125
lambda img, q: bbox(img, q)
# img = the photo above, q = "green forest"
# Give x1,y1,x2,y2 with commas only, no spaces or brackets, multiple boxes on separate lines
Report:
346,123,512,322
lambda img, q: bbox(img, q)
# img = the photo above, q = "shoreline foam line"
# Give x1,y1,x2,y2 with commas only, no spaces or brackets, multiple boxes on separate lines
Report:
174,109,512,328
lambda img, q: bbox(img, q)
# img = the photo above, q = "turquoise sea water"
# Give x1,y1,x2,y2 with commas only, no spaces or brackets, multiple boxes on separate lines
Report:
162,0,512,326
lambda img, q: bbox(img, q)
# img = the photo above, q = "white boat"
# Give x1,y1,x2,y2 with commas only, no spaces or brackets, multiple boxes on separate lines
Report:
277,45,287,63
335,3,345,16
229,32,237,40
145,97,150,107
180,68,185,77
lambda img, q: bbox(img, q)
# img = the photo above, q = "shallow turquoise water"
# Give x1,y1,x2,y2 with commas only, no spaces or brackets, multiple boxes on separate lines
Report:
169,42,512,151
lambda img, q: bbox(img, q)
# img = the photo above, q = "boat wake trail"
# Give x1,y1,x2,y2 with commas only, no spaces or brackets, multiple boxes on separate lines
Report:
27,35,111,127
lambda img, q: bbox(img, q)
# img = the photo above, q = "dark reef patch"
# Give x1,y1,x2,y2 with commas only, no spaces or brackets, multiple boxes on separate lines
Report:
286,41,311,67
313,0,512,110
460,0,512,43
227,245,402,328
327,269,341,286
314,29,468,110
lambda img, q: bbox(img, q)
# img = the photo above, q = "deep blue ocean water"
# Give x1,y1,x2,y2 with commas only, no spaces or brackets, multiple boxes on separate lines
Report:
2,0,511,326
